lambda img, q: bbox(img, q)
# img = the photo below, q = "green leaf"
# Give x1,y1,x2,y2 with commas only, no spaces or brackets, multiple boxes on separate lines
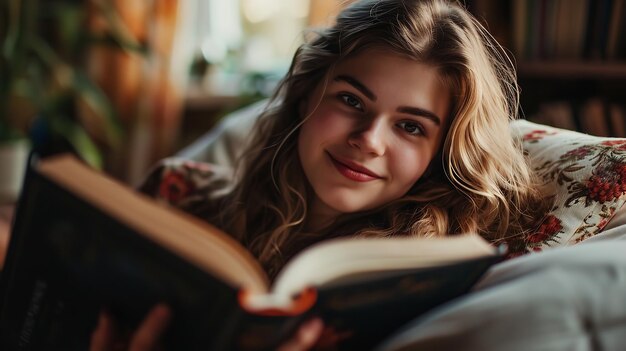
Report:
92,0,149,55
55,4,83,52
0,121,25,141
50,117,103,169
71,71,123,148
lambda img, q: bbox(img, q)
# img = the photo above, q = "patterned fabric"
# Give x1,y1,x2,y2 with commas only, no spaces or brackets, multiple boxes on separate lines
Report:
510,119,626,255
138,158,234,220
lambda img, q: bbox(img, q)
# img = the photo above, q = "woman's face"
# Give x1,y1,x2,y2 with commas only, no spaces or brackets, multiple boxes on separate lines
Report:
298,48,451,223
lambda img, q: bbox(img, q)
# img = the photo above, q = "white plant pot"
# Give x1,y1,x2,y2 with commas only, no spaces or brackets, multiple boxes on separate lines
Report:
0,139,30,204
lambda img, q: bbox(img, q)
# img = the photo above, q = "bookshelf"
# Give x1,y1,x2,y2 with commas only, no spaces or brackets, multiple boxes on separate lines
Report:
517,62,626,79
468,0,626,137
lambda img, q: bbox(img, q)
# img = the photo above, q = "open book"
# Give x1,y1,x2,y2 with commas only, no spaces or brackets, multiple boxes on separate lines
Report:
0,154,503,350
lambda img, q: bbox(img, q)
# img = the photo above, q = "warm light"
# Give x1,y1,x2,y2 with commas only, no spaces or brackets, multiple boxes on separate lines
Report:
308,0,344,27
241,0,280,23
242,0,310,23
288,0,311,18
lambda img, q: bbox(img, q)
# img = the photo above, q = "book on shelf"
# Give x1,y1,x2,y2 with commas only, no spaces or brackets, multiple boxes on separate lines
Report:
584,0,613,60
510,0,626,61
555,0,587,59
609,103,626,137
607,0,626,59
511,0,528,58
527,0,541,59
0,154,503,351
542,0,560,59
531,101,576,131
530,99,626,138
579,98,610,137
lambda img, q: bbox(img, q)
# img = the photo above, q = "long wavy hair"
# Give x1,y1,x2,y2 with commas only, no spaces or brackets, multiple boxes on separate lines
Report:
213,0,550,279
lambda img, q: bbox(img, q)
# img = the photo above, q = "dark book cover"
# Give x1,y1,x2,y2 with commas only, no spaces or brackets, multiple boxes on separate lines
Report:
0,156,245,350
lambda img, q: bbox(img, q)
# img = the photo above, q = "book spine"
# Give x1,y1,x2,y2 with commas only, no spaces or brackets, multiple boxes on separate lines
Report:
580,98,609,137
609,103,626,137
528,0,541,60
607,0,625,59
619,4,626,58
512,0,528,58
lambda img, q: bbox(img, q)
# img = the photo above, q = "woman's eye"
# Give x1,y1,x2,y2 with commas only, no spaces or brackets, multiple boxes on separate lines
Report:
398,121,423,135
340,94,363,110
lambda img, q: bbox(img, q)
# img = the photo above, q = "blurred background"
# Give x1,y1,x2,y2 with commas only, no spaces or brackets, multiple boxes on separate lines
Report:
1,0,625,200
0,0,348,193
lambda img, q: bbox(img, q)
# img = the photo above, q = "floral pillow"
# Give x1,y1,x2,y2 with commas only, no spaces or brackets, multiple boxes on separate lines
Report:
510,119,626,254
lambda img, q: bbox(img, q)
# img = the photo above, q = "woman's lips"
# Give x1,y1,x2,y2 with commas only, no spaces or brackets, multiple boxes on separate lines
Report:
326,152,382,182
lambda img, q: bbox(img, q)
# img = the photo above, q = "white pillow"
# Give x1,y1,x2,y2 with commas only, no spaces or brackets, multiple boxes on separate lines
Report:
176,99,268,167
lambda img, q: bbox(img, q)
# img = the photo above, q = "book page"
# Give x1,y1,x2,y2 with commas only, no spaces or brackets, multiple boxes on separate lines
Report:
272,234,496,298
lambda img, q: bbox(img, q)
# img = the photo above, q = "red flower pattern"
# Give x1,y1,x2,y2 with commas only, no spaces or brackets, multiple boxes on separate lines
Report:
585,163,626,203
561,146,592,160
159,171,194,203
597,217,610,231
522,130,552,143
601,140,626,151
527,215,563,243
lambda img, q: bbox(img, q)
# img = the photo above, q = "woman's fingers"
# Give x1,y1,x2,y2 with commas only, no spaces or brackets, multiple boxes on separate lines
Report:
0,205,14,270
277,318,324,351
90,310,117,351
90,307,319,351
129,304,171,351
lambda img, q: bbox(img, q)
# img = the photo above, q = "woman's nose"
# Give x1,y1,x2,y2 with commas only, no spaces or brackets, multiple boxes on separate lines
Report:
348,117,387,156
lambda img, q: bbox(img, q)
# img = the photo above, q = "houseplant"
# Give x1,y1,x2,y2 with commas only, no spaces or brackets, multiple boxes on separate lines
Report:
0,0,139,202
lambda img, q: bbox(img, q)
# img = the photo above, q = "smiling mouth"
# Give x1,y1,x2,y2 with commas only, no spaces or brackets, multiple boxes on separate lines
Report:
326,152,382,182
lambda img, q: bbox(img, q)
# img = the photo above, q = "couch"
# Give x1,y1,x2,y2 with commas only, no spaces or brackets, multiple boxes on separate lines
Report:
176,100,626,350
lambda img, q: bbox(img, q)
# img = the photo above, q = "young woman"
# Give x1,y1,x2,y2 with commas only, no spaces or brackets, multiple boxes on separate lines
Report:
90,0,551,349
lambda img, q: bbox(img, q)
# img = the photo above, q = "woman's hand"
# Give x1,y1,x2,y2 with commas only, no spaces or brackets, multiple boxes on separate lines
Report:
90,305,322,351
0,205,15,270
90,304,171,351
277,318,324,351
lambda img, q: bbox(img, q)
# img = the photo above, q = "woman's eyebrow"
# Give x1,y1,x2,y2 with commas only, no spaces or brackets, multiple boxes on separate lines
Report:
398,107,441,126
333,75,377,101
334,74,441,126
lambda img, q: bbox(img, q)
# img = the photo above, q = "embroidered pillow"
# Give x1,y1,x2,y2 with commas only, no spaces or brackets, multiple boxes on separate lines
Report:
510,119,626,253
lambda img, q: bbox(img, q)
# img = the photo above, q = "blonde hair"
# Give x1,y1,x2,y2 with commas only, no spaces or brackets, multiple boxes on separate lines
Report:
214,0,549,279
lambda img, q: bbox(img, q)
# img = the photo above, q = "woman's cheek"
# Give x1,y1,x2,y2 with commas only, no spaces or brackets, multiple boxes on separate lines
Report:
307,106,351,134
395,147,431,186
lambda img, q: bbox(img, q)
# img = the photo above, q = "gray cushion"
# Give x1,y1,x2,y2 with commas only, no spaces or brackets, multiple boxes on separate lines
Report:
375,240,626,351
